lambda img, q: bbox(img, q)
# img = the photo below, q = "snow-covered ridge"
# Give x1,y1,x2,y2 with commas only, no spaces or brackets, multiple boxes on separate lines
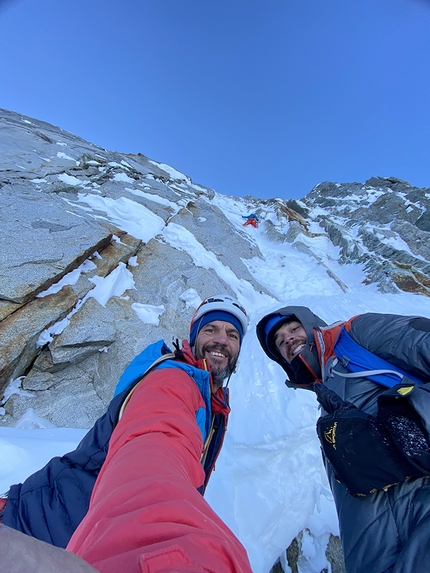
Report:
302,177,430,296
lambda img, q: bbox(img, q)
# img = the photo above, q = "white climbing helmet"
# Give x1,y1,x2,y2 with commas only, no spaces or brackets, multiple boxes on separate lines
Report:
189,294,249,345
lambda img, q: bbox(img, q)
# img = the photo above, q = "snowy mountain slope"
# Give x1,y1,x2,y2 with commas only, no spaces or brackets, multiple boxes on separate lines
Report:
3,188,430,572
203,192,430,572
1,108,430,572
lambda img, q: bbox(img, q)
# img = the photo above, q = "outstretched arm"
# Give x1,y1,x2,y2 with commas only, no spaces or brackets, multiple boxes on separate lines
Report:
67,368,252,573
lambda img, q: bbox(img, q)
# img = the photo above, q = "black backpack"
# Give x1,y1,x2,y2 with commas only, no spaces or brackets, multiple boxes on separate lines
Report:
315,382,430,496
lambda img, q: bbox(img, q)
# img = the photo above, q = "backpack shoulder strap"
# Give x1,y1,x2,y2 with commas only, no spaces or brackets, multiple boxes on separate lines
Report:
118,352,176,421
333,327,423,388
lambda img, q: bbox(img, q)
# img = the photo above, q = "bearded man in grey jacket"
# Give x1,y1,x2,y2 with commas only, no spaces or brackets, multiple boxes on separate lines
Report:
257,306,430,573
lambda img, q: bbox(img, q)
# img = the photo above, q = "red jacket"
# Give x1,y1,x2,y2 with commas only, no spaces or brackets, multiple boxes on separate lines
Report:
67,364,252,573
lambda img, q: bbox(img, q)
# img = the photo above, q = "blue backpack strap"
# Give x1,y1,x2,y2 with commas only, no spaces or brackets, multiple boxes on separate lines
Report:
114,340,173,396
333,326,424,388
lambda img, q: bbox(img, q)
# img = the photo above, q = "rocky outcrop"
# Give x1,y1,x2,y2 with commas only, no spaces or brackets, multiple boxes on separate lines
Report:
301,177,430,296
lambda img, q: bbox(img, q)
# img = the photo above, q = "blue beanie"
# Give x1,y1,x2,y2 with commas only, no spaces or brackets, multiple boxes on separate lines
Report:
190,310,243,346
263,314,297,349
263,314,285,339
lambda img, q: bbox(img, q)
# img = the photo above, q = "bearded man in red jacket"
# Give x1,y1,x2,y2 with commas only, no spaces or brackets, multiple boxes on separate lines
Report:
2,295,253,573
67,294,253,573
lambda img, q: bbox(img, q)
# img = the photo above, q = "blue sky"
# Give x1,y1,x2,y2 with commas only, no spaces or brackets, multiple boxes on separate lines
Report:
1,0,430,200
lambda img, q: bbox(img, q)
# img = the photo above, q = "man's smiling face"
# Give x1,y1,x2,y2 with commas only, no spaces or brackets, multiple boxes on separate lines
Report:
274,320,307,363
194,320,241,389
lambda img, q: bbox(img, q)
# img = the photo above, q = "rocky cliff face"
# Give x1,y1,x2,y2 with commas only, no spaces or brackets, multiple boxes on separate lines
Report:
0,108,270,428
1,107,429,429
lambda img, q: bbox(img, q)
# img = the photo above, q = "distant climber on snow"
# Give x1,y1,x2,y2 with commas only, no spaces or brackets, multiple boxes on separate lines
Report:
242,213,259,228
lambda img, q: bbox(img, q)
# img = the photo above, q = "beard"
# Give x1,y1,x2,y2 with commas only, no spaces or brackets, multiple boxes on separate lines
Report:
284,336,307,363
196,343,238,386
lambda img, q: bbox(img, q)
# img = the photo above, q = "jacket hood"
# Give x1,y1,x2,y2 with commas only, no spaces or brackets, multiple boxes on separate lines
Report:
256,306,327,389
